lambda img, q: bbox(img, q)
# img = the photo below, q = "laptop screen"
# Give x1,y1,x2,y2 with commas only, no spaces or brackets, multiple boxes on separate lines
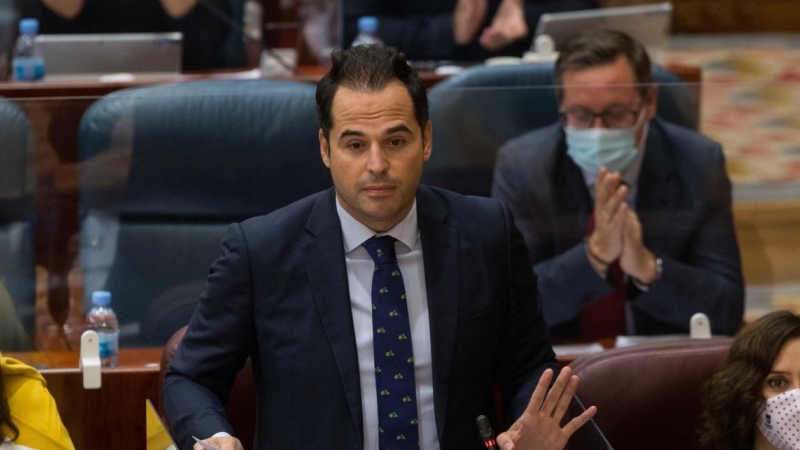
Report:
534,3,672,62
37,32,183,77
146,399,178,450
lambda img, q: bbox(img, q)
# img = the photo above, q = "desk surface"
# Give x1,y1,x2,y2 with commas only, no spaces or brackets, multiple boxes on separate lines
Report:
8,347,162,370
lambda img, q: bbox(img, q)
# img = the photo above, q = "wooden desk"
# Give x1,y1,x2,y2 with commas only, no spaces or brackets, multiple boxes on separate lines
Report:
8,348,162,450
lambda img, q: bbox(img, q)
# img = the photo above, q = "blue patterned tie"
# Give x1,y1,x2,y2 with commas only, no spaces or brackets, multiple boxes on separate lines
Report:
363,235,420,449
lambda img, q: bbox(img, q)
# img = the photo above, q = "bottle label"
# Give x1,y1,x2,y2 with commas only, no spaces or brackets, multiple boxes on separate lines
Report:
13,57,45,81
97,330,119,359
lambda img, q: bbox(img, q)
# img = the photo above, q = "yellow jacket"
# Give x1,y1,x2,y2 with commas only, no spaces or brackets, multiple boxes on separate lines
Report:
0,353,74,450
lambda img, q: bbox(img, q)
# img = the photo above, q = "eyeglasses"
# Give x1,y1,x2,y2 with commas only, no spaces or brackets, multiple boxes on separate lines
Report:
559,105,643,129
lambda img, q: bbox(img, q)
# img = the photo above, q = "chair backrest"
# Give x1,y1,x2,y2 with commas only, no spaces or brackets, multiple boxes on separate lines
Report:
424,62,699,197
568,338,733,450
78,80,330,345
160,325,257,450
0,97,36,347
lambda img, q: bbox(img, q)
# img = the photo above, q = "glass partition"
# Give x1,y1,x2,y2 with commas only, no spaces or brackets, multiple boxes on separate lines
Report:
0,57,796,365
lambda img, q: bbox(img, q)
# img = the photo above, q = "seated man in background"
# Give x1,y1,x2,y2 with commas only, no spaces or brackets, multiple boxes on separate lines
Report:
20,0,233,70
492,28,744,340
343,0,597,62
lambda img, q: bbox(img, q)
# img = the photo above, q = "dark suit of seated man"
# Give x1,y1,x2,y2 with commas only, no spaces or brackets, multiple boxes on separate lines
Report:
162,45,595,450
491,28,744,340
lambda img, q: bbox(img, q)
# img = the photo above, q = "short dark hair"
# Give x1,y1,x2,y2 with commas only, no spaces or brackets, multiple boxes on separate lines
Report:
316,45,429,141
554,27,653,102
698,310,800,450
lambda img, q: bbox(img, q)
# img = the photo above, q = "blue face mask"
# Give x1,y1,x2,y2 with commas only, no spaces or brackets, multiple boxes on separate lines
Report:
564,112,645,174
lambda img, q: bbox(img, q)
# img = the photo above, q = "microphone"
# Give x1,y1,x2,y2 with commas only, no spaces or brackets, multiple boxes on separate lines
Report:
195,0,294,71
476,415,500,450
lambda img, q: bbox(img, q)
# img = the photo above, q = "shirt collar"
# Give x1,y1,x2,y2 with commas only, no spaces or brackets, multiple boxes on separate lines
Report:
336,197,419,254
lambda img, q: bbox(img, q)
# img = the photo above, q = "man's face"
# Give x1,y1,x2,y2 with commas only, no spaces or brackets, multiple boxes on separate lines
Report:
560,55,657,143
319,82,432,233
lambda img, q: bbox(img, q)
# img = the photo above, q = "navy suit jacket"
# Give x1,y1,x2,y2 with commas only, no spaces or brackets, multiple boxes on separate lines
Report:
491,118,744,338
162,185,557,450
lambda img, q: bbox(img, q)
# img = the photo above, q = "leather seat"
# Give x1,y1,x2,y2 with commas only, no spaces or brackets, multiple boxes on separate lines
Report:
77,80,330,346
569,338,733,450
0,97,35,349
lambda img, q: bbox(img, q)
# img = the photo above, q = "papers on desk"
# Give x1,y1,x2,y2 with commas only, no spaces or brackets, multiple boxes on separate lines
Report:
554,334,695,359
553,342,605,358
614,334,690,348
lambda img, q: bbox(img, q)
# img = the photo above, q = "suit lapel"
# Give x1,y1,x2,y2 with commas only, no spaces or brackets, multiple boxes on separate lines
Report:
416,186,460,441
636,120,680,253
555,136,594,246
303,188,364,444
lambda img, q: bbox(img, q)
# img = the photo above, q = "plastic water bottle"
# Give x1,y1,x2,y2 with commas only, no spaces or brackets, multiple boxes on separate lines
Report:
351,16,383,47
12,18,45,81
85,291,119,367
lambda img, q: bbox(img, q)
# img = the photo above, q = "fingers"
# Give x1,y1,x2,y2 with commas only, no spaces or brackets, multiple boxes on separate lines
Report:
496,431,515,450
194,437,243,450
526,368,554,415
594,169,627,226
561,405,598,437
593,167,616,206
540,366,573,417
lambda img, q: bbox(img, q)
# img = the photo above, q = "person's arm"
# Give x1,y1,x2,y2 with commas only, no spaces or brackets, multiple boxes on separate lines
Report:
628,144,744,335
160,0,198,19
494,200,561,423
491,138,616,331
491,207,596,447
40,0,83,19
161,223,256,450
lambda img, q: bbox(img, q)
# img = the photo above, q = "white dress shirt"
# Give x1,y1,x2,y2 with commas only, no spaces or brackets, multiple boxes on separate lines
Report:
336,198,439,450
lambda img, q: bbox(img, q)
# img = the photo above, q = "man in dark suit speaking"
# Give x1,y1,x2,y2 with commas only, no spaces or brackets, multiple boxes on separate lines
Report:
492,28,744,341
162,45,595,450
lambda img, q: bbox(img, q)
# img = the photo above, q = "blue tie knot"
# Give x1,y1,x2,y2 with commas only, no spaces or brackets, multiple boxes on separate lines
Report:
364,235,398,265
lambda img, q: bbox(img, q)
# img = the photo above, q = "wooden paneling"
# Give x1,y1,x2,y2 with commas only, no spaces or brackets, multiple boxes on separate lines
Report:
734,200,800,285
600,0,800,33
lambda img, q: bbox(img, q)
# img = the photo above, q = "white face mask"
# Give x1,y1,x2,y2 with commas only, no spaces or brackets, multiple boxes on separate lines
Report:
758,388,800,450
564,109,647,174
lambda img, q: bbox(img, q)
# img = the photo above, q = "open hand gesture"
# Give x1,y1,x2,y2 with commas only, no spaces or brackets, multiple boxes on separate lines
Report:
496,367,597,450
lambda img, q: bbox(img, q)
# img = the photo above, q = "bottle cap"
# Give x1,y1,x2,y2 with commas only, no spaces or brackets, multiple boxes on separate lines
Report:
357,16,378,34
19,18,39,35
92,290,111,307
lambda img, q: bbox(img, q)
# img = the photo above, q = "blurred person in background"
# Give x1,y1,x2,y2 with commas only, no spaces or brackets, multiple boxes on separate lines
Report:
699,310,800,450
20,0,233,69
343,0,597,61
0,283,31,352
492,28,743,340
